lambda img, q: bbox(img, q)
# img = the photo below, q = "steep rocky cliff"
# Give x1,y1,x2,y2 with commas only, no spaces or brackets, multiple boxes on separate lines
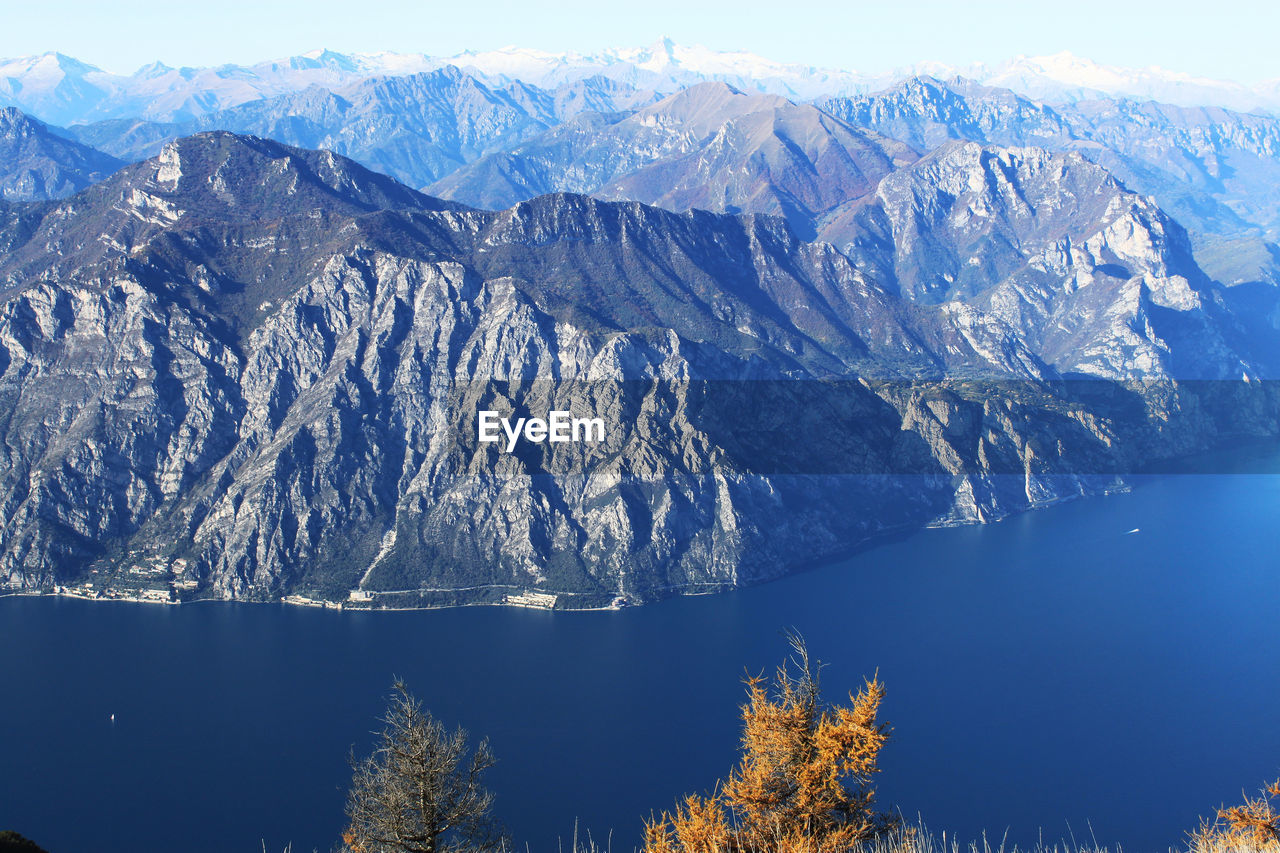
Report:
0,133,1274,607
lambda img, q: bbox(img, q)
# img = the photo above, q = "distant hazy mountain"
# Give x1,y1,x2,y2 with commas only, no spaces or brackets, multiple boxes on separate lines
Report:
0,41,895,124
821,76,1280,285
428,82,917,236
0,53,116,126
1063,99,1280,230
819,77,1077,152
455,44,1280,114
965,52,1280,116
12,53,1280,293
825,76,1280,231
4,43,1277,129
62,68,659,188
0,107,123,200
0,133,1274,605
0,50,390,125
433,38,891,100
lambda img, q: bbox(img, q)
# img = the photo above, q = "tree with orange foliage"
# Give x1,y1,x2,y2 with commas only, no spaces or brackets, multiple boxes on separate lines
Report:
1192,779,1280,853
644,633,896,853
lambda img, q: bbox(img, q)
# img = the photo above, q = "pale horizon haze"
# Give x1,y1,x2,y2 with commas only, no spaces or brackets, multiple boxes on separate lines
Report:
0,0,1276,85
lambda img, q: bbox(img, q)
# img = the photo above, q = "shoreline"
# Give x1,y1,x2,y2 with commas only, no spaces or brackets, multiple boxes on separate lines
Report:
0,482,1136,615
8,445,1279,617
0,587,634,613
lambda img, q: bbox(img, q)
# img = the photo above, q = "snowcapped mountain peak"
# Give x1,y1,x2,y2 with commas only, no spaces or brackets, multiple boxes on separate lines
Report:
641,35,678,56
2,41,1278,127
134,61,174,78
630,37,679,71
292,48,361,70
0,51,100,82
970,51,1270,112
35,52,98,73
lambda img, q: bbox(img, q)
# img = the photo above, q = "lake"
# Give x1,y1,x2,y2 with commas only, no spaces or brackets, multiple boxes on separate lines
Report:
2,444,1279,853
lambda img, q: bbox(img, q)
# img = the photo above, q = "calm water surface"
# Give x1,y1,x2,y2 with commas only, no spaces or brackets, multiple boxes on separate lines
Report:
3,447,1279,853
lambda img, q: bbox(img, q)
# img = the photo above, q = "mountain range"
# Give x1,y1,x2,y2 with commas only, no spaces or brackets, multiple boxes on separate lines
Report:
2,45,1279,607
1,130,1276,606
7,63,1270,284
4,41,1280,127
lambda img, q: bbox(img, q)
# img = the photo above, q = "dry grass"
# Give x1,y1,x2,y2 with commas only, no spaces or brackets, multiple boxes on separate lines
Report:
564,802,1280,853
567,820,1117,853
856,824,1111,853
1189,780,1280,853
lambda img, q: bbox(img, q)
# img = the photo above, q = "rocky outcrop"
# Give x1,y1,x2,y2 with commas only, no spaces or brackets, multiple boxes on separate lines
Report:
824,142,1251,381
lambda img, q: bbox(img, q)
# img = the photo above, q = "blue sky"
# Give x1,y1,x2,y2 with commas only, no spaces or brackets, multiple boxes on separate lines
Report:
1,0,1276,83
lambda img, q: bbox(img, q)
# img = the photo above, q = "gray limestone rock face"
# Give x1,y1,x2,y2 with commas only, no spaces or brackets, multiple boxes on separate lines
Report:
0,132,1275,606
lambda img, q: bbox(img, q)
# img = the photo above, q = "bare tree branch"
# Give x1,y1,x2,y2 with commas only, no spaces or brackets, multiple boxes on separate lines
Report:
343,682,504,853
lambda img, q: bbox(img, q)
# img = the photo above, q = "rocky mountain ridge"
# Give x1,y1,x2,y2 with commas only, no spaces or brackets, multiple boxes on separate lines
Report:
821,76,1280,283
17,66,1277,297
0,107,124,201
59,68,660,188
1,133,1275,608
428,82,917,237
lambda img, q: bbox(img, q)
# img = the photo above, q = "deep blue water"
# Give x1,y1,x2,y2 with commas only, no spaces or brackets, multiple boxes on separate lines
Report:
3,447,1280,853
